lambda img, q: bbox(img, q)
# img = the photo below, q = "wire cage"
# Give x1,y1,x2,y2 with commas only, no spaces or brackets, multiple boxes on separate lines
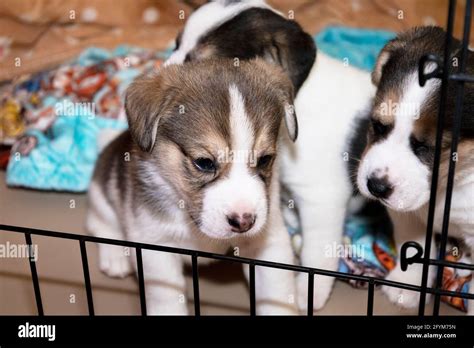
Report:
0,0,473,317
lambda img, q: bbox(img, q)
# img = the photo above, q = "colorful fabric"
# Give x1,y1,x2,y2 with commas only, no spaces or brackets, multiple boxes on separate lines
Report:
2,46,166,191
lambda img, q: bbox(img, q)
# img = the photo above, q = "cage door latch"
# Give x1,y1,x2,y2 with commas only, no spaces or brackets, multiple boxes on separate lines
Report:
400,241,424,272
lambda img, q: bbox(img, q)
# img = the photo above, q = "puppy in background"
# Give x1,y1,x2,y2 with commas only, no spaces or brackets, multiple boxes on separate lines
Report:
357,26,474,313
86,58,299,315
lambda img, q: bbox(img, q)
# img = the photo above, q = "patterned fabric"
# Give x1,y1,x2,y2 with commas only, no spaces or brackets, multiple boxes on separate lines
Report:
2,46,165,191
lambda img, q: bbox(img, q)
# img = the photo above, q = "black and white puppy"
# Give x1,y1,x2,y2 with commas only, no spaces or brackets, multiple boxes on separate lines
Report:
357,26,474,313
86,58,300,315
170,0,376,313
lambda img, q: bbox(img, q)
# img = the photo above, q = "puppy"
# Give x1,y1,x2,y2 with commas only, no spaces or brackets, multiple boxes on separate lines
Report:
86,58,299,315
356,26,474,313
170,0,376,313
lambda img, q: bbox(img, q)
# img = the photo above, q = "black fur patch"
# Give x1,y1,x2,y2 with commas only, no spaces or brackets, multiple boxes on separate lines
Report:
185,8,316,92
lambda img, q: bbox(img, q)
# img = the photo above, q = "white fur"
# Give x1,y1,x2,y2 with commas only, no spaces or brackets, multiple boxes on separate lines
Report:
280,53,376,312
200,85,268,239
357,72,440,211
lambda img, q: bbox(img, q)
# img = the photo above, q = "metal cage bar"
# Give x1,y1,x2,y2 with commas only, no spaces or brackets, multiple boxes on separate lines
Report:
2,223,473,316
24,232,43,316
416,0,474,317
191,254,200,316
432,0,472,315
307,271,314,316
417,0,457,316
249,262,256,316
79,240,94,316
136,247,147,316
367,280,375,316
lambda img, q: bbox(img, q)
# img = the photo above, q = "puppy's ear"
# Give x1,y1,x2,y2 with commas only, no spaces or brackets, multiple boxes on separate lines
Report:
276,69,299,142
283,100,298,142
124,70,176,152
372,48,391,86
261,24,316,92
255,59,298,141
372,36,408,86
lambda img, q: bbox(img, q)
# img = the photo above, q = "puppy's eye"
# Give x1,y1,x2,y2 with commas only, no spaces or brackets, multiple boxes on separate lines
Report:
371,119,389,136
193,158,216,173
257,155,274,169
410,137,430,156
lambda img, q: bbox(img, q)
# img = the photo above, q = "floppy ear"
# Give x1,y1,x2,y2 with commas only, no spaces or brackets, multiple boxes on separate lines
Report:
261,22,316,92
283,101,298,142
372,38,406,86
279,71,298,142
255,59,298,141
372,48,391,86
124,71,176,152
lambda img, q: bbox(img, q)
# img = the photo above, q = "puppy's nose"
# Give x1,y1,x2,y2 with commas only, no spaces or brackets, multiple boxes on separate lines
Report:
367,176,393,199
226,213,256,233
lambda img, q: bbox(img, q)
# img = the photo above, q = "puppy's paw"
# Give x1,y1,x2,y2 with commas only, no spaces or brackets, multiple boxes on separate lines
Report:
98,244,133,278
382,267,430,309
296,273,334,314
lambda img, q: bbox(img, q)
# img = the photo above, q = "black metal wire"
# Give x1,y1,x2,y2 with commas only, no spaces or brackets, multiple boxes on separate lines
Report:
432,0,472,316
367,280,375,316
2,223,474,317
249,262,256,316
191,254,200,316
79,240,94,316
136,247,147,316
450,73,474,83
24,232,43,316
417,0,457,316
307,271,314,316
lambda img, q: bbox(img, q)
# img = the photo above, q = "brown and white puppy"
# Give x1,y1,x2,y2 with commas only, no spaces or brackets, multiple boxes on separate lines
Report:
357,26,474,313
86,58,299,315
